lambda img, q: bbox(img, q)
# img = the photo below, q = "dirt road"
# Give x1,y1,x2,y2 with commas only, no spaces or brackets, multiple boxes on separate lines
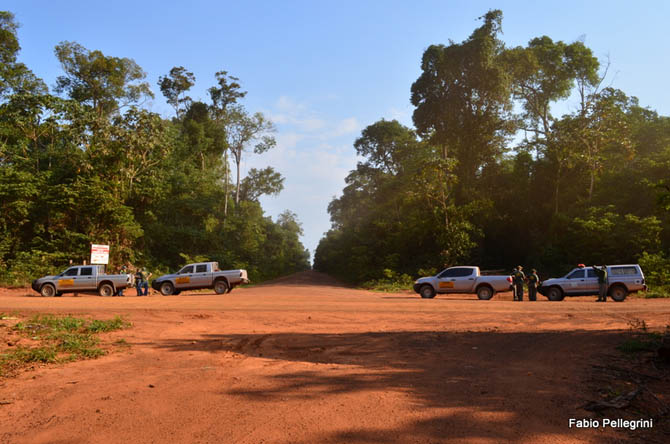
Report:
1,271,668,443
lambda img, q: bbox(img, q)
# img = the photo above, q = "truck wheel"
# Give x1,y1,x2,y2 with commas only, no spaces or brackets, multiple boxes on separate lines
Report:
40,284,56,297
609,285,628,302
214,280,229,294
419,285,435,299
160,282,175,296
547,286,564,301
476,286,493,300
98,283,114,297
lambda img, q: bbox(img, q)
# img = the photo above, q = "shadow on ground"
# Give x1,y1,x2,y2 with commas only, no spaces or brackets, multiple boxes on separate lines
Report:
148,329,665,443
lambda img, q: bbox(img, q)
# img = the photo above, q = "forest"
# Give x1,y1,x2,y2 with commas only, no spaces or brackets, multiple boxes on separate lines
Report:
0,11,310,284
314,10,670,291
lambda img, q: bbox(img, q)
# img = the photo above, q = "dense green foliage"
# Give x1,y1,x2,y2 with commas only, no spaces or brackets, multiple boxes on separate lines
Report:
314,10,670,287
0,11,309,284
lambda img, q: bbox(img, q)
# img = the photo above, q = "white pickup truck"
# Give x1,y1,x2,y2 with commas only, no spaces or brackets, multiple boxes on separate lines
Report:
31,265,134,297
413,266,513,300
151,262,249,295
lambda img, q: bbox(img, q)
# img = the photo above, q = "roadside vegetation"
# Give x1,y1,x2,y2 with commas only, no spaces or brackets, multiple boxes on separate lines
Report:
0,313,130,377
314,10,670,285
617,319,667,354
0,11,310,287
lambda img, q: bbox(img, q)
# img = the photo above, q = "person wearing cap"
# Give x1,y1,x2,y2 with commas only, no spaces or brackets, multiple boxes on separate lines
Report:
512,266,526,301
593,264,608,302
527,269,540,301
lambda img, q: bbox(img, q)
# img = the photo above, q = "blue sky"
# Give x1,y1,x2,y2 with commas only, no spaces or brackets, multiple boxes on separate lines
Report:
5,1,670,258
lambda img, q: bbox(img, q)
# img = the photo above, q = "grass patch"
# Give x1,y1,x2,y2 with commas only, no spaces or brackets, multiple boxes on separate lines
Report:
616,317,666,354
1,314,130,377
617,334,663,354
642,286,670,299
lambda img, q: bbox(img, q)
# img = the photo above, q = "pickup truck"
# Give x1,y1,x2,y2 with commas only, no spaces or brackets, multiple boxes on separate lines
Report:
413,266,513,300
151,262,249,296
31,265,134,297
538,264,646,302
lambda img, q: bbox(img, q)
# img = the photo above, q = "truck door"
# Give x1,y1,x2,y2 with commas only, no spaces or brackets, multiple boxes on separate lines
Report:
175,265,195,289
191,263,211,288
436,268,474,293
76,266,97,291
564,269,585,294
56,267,79,291
585,268,599,293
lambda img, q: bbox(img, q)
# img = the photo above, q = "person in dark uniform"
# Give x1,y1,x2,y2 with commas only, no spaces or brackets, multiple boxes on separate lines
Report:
512,266,526,301
527,268,540,301
117,265,128,296
593,265,608,302
135,268,147,296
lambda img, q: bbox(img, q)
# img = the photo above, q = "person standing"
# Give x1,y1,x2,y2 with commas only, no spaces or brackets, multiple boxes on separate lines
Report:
135,268,146,296
512,266,526,301
117,265,128,296
142,267,152,296
593,265,608,302
527,269,540,301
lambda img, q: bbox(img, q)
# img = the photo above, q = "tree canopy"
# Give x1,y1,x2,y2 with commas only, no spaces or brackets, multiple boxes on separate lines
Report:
0,11,309,284
316,10,670,287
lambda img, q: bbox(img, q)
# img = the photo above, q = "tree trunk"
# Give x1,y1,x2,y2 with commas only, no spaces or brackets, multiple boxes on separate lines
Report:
554,163,562,215
235,156,241,204
223,151,229,217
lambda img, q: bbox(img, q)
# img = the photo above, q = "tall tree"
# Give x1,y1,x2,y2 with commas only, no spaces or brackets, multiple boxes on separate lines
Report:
503,36,600,212
208,70,247,216
54,41,153,118
411,9,513,203
158,66,195,118
239,167,284,202
225,106,276,205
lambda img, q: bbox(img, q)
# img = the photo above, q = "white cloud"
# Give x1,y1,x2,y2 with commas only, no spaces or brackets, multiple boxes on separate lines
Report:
269,96,326,133
327,117,359,138
385,106,413,126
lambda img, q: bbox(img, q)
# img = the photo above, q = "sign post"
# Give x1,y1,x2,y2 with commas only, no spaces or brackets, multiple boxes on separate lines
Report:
90,244,110,265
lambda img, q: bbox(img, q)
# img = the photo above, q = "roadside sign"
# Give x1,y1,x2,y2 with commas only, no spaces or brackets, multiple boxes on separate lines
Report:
90,244,110,264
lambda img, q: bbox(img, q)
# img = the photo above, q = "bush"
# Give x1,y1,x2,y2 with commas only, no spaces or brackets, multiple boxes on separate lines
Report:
638,251,670,287
643,286,670,298
362,269,415,292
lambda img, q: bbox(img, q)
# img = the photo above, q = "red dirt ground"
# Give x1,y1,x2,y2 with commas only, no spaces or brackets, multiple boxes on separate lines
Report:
0,271,668,443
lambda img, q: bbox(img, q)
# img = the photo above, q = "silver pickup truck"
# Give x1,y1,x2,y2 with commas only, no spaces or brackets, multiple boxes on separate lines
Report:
538,264,646,302
31,265,134,297
151,262,249,295
413,266,513,300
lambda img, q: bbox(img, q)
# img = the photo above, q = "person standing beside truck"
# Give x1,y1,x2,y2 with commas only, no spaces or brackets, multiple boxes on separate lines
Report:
512,266,525,301
526,269,539,301
117,265,128,296
135,267,149,296
593,265,608,302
